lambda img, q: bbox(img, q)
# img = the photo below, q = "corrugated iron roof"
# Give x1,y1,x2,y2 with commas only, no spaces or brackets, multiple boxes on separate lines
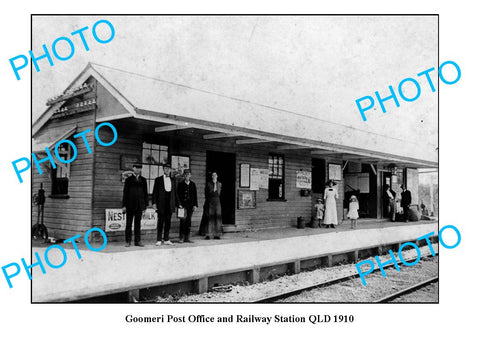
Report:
33,62,438,166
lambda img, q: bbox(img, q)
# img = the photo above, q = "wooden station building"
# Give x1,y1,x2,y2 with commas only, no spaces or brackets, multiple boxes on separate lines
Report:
32,63,438,242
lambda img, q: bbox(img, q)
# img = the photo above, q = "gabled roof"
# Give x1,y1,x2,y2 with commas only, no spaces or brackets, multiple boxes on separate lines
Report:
33,62,438,167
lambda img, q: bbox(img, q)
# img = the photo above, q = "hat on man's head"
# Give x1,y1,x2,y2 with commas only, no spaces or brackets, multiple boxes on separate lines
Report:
162,163,171,168
132,162,143,169
183,169,191,174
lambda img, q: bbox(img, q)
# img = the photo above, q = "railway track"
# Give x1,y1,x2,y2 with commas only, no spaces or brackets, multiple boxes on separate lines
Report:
252,253,437,303
373,276,438,303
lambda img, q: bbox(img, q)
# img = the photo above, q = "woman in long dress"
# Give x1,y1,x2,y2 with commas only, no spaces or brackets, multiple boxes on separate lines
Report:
323,180,339,228
199,172,223,239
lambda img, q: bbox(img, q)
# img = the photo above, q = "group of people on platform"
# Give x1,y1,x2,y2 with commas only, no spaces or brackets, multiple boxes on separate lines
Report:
314,180,342,229
121,162,223,247
122,163,415,246
384,184,412,223
313,180,413,230
313,179,358,229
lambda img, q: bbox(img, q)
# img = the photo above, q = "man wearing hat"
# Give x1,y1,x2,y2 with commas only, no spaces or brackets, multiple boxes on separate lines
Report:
122,162,148,247
176,169,198,243
152,163,176,245
400,184,412,222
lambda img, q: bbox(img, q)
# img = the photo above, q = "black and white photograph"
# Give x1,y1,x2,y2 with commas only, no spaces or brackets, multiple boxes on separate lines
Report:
30,15,439,303
1,2,479,348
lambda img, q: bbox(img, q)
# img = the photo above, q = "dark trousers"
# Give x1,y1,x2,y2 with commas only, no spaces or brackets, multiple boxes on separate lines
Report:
157,197,172,241
179,207,194,241
126,210,142,244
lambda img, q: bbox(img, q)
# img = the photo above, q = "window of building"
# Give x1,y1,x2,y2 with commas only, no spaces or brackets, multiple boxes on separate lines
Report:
268,154,285,200
142,142,169,193
51,143,72,197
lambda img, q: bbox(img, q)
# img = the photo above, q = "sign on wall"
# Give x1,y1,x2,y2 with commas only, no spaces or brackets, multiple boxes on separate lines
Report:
238,190,256,209
250,168,268,190
296,170,312,189
171,155,190,175
240,163,250,188
105,208,157,232
328,163,342,181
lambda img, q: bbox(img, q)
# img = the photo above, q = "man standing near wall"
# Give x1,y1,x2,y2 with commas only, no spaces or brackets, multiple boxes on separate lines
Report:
400,184,412,223
122,163,148,247
153,163,176,246
385,184,396,222
176,169,198,243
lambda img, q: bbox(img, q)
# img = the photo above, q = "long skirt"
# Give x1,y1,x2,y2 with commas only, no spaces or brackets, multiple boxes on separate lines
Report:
199,197,223,237
323,198,338,225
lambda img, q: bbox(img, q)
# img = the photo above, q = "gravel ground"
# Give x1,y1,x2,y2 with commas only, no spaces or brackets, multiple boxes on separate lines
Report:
279,256,438,302
390,281,439,302
151,244,438,303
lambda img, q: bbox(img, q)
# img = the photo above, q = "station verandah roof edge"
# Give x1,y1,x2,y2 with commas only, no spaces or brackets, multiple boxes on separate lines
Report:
33,62,438,168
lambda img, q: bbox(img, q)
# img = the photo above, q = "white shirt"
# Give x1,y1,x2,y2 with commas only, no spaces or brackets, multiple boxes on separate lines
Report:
164,175,171,192
386,189,394,200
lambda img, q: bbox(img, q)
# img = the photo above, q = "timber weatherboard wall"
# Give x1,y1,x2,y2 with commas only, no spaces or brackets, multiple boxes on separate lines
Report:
90,115,326,241
31,77,97,239
34,71,414,242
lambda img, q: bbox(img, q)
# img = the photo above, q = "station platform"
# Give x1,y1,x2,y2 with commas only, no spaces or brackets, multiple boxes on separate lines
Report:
32,220,438,302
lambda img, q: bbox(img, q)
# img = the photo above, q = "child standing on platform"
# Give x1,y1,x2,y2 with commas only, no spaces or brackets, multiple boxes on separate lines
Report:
314,198,325,227
347,195,359,229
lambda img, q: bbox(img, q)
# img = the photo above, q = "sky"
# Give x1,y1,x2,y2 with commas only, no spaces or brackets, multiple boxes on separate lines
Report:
31,15,438,151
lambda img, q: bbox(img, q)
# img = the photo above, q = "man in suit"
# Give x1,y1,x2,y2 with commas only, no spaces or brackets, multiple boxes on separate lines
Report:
176,169,198,243
400,184,412,223
152,163,176,246
122,162,148,247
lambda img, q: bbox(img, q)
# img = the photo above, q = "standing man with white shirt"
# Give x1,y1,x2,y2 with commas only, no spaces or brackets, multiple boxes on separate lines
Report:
152,163,176,246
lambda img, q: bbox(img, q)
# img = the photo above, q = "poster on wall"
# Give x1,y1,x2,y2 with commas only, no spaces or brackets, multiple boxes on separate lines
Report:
250,169,260,190
328,163,342,181
259,169,269,189
296,170,312,189
240,163,250,188
171,155,190,175
238,190,256,209
250,168,268,190
105,208,157,232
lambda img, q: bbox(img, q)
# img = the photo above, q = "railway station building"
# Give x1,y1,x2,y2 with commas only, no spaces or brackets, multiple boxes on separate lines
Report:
32,62,438,242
